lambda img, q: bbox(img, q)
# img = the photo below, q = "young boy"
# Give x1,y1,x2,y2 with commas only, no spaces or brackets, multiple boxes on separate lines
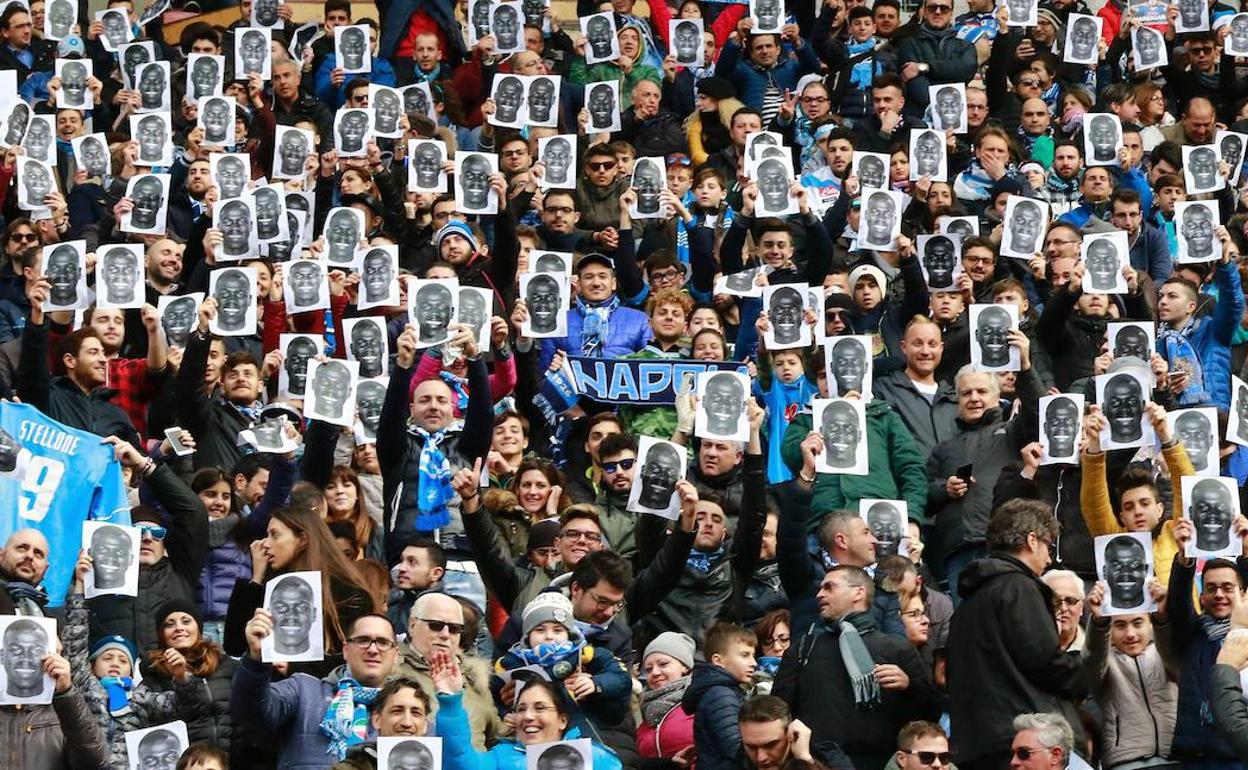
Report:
681,623,758,770
1150,173,1185,256
753,344,819,483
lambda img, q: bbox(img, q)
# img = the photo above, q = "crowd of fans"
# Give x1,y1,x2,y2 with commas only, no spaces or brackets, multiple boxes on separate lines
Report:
11,0,1248,768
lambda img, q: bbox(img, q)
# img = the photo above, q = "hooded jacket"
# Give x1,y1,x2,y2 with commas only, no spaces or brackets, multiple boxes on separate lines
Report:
947,553,1090,764
1163,259,1245,410
681,662,746,770
686,97,745,166
872,369,959,458
1083,618,1178,767
1036,284,1153,391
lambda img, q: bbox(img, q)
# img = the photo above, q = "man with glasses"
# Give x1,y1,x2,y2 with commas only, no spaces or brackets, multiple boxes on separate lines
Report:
894,721,952,770
394,592,501,749
576,143,629,236
591,433,641,561
894,0,977,121
232,613,401,764
947,500,1088,769
1009,713,1077,770
533,191,583,253
1040,570,1086,651
0,6,49,86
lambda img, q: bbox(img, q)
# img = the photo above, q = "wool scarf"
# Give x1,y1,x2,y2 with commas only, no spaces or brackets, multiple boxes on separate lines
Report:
412,426,454,530
640,675,691,726
99,676,134,714
320,677,380,760
578,295,620,357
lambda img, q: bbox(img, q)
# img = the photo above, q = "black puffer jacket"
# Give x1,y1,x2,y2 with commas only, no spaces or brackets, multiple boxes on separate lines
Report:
140,655,239,757
894,23,978,121
1036,284,1153,391
174,329,251,472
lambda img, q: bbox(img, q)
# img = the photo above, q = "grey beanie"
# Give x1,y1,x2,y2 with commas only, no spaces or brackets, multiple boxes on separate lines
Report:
521,592,576,638
643,631,696,670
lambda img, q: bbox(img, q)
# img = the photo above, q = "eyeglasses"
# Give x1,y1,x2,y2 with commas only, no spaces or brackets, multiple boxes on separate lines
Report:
1054,596,1081,607
346,636,399,651
766,633,791,646
501,148,527,158
900,608,928,620
926,3,951,11
1018,78,1041,87
560,528,603,542
801,96,829,104
601,458,635,473
1204,582,1240,595
418,618,465,635
544,205,574,215
9,232,37,243
587,161,617,171
1012,747,1048,761
904,751,952,766
137,524,167,540
650,268,682,282
1190,45,1215,54
585,587,626,611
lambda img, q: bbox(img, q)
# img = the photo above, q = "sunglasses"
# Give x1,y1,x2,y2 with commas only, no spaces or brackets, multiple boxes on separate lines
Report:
9,233,37,243
418,618,465,635
587,160,617,171
904,751,952,766
1019,78,1040,87
137,524,168,540
601,458,636,473
926,3,951,11
1012,747,1047,761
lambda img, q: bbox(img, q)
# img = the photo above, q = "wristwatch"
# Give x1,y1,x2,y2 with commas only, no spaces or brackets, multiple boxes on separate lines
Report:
919,63,930,74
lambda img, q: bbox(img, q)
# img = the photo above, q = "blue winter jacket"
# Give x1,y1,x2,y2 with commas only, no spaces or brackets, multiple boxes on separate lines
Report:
538,299,652,370
1168,259,1244,409
314,54,397,110
680,662,745,770
713,37,821,110
437,691,622,770
492,641,632,730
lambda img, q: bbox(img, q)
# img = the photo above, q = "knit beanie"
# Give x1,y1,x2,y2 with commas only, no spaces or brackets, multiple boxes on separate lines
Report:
89,635,138,666
521,591,575,637
642,632,696,669
435,220,480,254
154,598,204,639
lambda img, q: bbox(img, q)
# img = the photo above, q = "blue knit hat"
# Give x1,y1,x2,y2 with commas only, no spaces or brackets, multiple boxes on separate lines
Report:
435,220,480,254
89,635,138,665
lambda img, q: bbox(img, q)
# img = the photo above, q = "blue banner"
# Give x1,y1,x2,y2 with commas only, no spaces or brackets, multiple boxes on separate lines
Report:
564,357,749,405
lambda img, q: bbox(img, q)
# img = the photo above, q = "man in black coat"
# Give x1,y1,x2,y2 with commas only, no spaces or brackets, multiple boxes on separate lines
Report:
946,499,1090,770
773,553,941,769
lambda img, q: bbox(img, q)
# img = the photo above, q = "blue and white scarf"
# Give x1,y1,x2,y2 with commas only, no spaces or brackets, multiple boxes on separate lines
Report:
439,371,470,412
513,639,585,667
1159,324,1210,406
412,426,454,530
319,677,379,760
578,295,620,357
99,676,133,715
687,544,727,574
847,38,877,89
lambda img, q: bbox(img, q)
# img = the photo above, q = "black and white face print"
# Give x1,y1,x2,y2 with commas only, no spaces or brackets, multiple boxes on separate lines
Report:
235,27,272,79
97,8,134,51
970,303,1021,372
917,234,963,290
518,272,569,338
585,80,622,132
121,173,170,236
1063,14,1102,65
125,722,190,770
324,207,366,267
1175,0,1209,32
0,100,30,148
627,436,687,518
54,58,92,110
261,571,324,662
1095,368,1154,450
250,0,284,28
455,151,500,215
670,18,704,66
928,83,967,133
521,0,550,30
41,240,88,312
214,197,258,261
489,74,528,129
1081,231,1129,294
401,81,435,121
1169,406,1219,476
469,0,492,45
1230,375,1248,448
409,277,459,347
1181,475,1240,559
1183,144,1224,194
537,135,576,190
859,189,903,251
761,284,810,350
210,152,251,201
1175,200,1220,263
22,114,55,164
273,125,314,181
1106,320,1155,365
344,316,390,379
1131,25,1167,70
694,370,750,442
370,84,404,138
407,139,448,193
1228,13,1248,55
909,128,947,181
139,0,170,26
96,244,146,310
750,0,783,33
354,376,387,444
744,130,785,166
999,195,1049,260
334,108,373,158
1083,112,1123,167
197,95,236,147
158,292,203,348
1004,0,1037,26
851,151,889,192
1095,532,1156,614
379,736,442,770
525,75,560,128
186,53,225,101
751,154,799,217
825,335,873,398
581,12,619,64
16,157,55,213
252,183,288,244
528,250,573,279
119,41,155,90
130,112,173,167
358,244,400,309
491,1,525,54
937,215,979,239
1039,393,1084,465
82,521,140,598
283,258,328,312
135,60,170,113
861,499,908,557
304,358,360,427
278,332,323,398
812,397,868,475
526,740,593,770
457,285,493,351
0,616,56,705
335,24,372,74
1218,129,1248,186
714,265,766,298
208,266,258,336
44,0,77,39
287,190,316,245
629,156,668,219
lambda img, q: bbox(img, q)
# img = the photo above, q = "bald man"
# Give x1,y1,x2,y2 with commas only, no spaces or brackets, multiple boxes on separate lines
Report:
0,529,51,615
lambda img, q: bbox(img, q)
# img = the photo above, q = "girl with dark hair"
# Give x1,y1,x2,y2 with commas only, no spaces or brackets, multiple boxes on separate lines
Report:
325,465,381,558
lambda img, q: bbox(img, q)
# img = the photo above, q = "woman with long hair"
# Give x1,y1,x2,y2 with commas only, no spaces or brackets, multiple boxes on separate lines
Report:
325,465,381,559
507,459,571,524
223,506,377,671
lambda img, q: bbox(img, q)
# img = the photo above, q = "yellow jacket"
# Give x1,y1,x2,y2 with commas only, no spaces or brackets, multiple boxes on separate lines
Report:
1079,443,1196,587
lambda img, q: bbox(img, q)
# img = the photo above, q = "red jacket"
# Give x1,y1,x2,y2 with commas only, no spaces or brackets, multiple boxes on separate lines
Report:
636,703,695,763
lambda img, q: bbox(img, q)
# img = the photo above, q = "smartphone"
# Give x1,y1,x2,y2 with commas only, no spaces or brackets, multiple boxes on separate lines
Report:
164,427,194,457
956,464,973,483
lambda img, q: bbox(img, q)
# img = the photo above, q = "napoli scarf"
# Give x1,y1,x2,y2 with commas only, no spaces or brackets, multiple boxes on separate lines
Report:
319,677,379,760
847,38,876,89
230,401,263,424
1045,169,1082,201
1158,324,1210,406
578,295,620,357
512,639,585,667
5,582,49,616
687,545,727,574
99,676,134,715
953,161,995,202
1200,614,1231,643
412,427,454,530
439,371,470,412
